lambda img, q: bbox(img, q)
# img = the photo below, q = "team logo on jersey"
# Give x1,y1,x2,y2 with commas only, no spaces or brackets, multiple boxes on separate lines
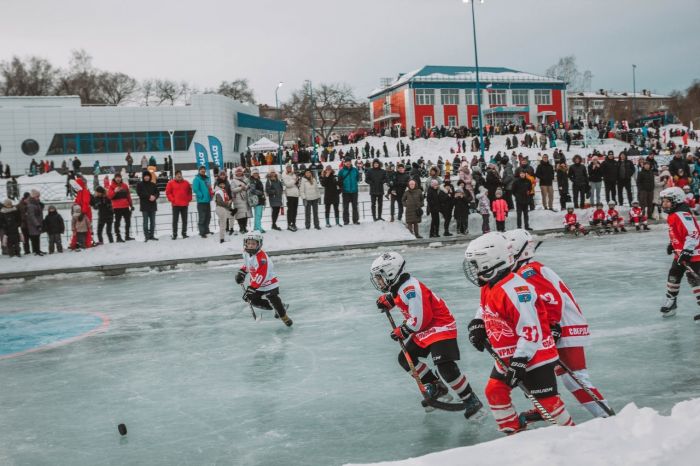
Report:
484,313,514,342
521,267,536,278
514,285,532,303
404,285,416,300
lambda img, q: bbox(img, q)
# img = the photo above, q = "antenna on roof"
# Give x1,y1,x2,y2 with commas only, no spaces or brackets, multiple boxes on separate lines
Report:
380,77,392,88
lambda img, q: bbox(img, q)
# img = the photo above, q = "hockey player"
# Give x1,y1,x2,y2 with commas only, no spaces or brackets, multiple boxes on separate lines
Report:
235,231,293,326
589,202,608,233
505,229,611,418
563,205,587,236
371,251,485,420
606,201,626,233
629,201,650,231
659,187,700,320
682,185,696,210
464,233,574,434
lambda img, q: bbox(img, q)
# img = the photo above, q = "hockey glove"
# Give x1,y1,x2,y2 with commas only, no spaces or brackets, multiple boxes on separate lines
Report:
376,293,395,312
467,318,487,352
235,270,246,285
242,286,255,303
667,243,674,255
678,249,694,266
550,322,562,342
505,357,528,388
390,324,412,341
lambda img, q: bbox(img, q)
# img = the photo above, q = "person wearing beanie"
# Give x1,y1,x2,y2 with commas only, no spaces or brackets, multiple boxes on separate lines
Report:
42,205,65,253
165,170,193,240
491,188,509,232
365,158,387,221
0,199,22,257
231,166,251,234
26,189,45,255
136,170,160,241
108,172,134,242
281,164,299,231
248,169,266,233
91,186,114,244
193,165,213,238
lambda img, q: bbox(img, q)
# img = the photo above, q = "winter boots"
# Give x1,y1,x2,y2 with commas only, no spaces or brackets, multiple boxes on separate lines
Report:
660,296,678,317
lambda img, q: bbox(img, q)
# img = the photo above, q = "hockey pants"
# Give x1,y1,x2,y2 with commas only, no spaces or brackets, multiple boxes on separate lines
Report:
666,259,700,307
248,288,288,318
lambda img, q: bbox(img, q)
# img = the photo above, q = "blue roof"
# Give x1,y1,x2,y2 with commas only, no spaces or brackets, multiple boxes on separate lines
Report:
415,65,518,76
237,112,286,132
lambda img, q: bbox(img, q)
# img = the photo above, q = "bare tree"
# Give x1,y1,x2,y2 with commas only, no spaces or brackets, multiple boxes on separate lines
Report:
0,55,56,96
154,79,184,105
140,79,155,106
668,80,700,127
214,79,255,103
545,56,592,92
283,82,365,143
99,72,138,105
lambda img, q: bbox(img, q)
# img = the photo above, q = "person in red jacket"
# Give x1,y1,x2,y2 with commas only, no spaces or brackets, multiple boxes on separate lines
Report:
659,187,700,320
465,233,574,434
69,176,93,249
491,189,508,232
628,201,649,231
165,170,193,240
606,201,626,233
563,205,587,236
107,172,134,242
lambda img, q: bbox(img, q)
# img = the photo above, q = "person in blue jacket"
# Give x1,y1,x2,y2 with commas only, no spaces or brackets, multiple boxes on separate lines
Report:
192,165,212,238
338,157,360,225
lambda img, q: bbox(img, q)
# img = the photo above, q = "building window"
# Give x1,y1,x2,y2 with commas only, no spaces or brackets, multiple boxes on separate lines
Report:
22,139,39,156
447,115,457,127
46,131,196,156
534,90,552,105
592,99,605,109
423,116,433,128
471,116,480,128
465,90,475,105
415,89,435,106
234,133,242,152
573,99,584,108
441,89,459,105
512,90,529,106
488,90,506,106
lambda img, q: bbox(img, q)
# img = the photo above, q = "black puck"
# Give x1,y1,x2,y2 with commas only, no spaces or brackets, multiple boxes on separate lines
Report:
118,423,127,436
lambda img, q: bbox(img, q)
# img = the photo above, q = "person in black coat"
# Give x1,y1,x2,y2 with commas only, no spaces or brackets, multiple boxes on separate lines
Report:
636,160,656,220
600,152,618,203
42,205,65,253
438,181,455,236
512,169,532,230
453,187,471,234
389,164,410,222
535,155,555,210
567,155,589,209
426,179,441,237
616,153,635,206
587,158,603,206
91,186,114,244
556,163,570,210
668,152,690,177
0,200,22,257
320,165,341,227
484,165,502,203
364,159,387,221
136,170,159,241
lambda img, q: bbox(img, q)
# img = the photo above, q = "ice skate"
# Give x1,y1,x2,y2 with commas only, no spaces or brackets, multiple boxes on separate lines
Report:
423,380,453,412
463,393,487,422
660,296,677,317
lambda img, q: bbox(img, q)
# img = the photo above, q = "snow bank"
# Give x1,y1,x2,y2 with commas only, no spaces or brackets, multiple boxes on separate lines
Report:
350,398,700,466
0,219,415,274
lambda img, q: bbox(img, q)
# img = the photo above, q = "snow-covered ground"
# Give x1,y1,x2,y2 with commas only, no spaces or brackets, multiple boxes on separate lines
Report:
352,398,700,466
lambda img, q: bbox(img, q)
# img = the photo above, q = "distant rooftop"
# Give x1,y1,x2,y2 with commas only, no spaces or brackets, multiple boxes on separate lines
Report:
0,95,82,109
568,90,670,99
369,65,564,98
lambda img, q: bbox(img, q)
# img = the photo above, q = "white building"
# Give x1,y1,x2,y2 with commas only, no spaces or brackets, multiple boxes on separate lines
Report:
0,94,286,173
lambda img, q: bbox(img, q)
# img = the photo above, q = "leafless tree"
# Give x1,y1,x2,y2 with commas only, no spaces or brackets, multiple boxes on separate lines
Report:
546,56,592,92
213,79,255,104
154,79,184,105
0,55,56,96
99,72,138,105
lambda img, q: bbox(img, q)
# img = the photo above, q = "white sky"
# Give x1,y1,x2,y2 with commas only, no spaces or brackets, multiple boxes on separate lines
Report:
1,0,698,105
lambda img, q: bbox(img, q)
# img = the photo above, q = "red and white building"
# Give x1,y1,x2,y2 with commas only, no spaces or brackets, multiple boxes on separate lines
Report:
368,65,567,131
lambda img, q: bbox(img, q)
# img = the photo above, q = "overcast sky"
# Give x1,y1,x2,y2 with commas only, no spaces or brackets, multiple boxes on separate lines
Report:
1,0,698,105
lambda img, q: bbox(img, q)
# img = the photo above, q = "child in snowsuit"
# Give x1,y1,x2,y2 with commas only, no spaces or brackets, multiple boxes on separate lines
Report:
606,201,626,233
563,205,587,235
629,201,649,231
589,202,608,232
42,205,65,253
491,188,508,233
476,186,491,234
71,205,91,250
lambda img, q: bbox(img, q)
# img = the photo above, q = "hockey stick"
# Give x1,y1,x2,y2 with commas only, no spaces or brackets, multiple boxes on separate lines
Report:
240,283,261,322
483,342,558,426
383,309,469,412
683,264,700,281
556,361,615,416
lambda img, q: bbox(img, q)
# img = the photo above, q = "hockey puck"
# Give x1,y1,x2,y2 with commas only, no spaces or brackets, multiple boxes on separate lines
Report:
118,424,127,436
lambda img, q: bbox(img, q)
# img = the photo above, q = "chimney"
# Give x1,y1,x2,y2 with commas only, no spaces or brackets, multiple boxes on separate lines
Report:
598,88,605,95
642,89,647,96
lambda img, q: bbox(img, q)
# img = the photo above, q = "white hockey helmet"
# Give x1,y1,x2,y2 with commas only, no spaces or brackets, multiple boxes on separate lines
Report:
504,229,537,266
608,200,616,207
370,251,406,292
565,203,574,211
660,187,685,213
243,231,263,255
463,232,514,287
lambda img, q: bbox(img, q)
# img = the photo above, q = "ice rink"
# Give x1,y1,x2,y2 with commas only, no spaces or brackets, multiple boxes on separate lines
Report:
1,228,699,466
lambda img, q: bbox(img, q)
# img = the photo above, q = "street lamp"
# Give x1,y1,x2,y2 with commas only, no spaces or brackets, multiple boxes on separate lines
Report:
632,64,637,125
463,0,485,160
167,129,175,176
275,81,284,171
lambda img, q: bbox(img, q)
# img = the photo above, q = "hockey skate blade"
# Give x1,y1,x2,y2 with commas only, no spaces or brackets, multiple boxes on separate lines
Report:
694,314,700,323
422,393,455,413
661,309,677,318
466,407,488,423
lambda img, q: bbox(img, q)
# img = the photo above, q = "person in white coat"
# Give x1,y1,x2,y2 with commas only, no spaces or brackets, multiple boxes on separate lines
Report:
282,164,300,232
299,168,321,230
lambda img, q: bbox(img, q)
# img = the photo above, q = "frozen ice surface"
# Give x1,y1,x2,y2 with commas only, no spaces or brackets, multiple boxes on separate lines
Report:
1,228,699,466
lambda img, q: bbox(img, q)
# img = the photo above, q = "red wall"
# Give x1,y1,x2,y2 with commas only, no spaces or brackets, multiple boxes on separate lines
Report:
390,91,407,129
443,105,458,126
466,105,479,127
536,89,564,123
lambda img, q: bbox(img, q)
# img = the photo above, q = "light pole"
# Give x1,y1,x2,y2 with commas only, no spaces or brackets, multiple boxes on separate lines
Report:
168,129,175,176
275,81,284,171
306,80,317,162
463,0,485,160
632,64,637,124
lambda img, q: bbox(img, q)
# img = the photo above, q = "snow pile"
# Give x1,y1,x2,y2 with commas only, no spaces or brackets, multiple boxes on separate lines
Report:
351,399,700,466
0,220,415,274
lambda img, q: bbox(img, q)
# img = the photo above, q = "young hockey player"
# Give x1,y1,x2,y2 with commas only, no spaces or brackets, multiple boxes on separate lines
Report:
589,202,608,233
563,205,587,236
682,185,696,210
606,201,626,233
659,187,700,321
235,231,293,326
371,251,485,420
628,201,649,231
505,229,611,419
464,233,574,434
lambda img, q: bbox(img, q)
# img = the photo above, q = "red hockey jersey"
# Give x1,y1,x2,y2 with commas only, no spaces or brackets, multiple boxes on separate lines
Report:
241,250,279,291
590,209,606,222
668,209,700,263
516,261,590,348
629,206,647,222
394,277,456,348
564,213,578,226
476,273,558,371
606,208,620,221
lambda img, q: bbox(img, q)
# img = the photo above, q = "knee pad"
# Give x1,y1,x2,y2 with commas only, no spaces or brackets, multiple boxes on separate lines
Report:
436,361,460,383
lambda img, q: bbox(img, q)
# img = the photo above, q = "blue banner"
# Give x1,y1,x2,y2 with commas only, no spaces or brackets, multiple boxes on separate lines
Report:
207,136,224,169
194,142,211,179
